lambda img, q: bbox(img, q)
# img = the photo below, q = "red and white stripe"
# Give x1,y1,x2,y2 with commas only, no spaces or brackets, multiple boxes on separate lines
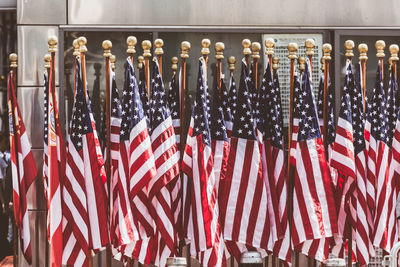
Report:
8,71,37,264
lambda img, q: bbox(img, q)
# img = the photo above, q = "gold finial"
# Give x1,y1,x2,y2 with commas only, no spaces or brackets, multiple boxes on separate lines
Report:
9,53,17,68
215,42,225,60
181,41,191,59
376,40,386,58
322,43,332,61
298,56,306,71
287,43,298,60
142,40,152,58
73,39,80,56
201,39,211,56
272,56,279,70
171,57,178,71
44,54,51,69
320,57,325,71
265,38,275,56
305,39,315,57
228,56,236,72
344,40,354,58
126,36,137,54
154,38,164,56
242,39,251,56
110,54,116,70
251,42,261,59
48,35,58,53
358,43,368,61
138,56,144,69
389,44,399,63
102,40,112,58
78,36,87,53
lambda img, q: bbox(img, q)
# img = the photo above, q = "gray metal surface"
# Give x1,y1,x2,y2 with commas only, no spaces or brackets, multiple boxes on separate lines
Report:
17,26,59,86
17,0,65,24
68,0,400,26
0,0,16,9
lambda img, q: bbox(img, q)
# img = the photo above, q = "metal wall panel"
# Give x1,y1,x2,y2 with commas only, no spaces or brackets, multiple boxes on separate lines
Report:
68,0,400,26
17,26,59,86
0,0,16,9
17,0,66,24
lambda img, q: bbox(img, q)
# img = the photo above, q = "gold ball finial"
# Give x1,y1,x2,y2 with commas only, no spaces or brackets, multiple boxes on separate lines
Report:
287,43,298,60
322,43,332,61
73,39,80,56
251,42,261,59
44,54,51,69
389,44,399,62
272,56,279,70
305,39,315,57
102,40,112,58
110,55,116,70
376,40,386,58
142,40,152,58
181,41,191,59
242,39,251,56
298,56,306,71
48,35,58,53
265,38,275,56
78,36,87,53
9,53,17,68
201,39,211,56
126,36,137,54
215,42,225,60
320,57,325,71
344,40,355,58
358,43,368,61
171,57,178,71
228,56,236,72
138,56,144,69
154,39,164,56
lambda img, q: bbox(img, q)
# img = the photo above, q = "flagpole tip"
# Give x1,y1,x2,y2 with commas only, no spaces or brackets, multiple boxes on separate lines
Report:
154,39,164,56
298,56,306,71
181,41,191,59
110,54,116,70
201,39,211,55
73,39,80,56
287,43,298,59
358,43,368,61
320,57,325,71
265,38,275,56
305,39,315,57
215,42,225,59
126,36,137,54
138,56,144,69
102,40,112,58
48,36,58,53
228,56,236,72
171,57,178,71
344,40,354,58
376,40,386,58
142,40,152,58
78,36,87,53
242,39,251,56
9,53,17,68
251,42,261,59
44,54,51,69
272,56,279,70
322,43,332,61
389,44,399,62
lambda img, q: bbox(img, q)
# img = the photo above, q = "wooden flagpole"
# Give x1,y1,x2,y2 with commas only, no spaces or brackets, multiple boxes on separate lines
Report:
102,39,113,267
154,39,164,76
215,42,225,93
287,42,298,267
358,44,368,112
322,44,332,160
389,44,399,80
228,56,236,78
142,40,152,97
242,39,251,67
344,39,355,267
9,52,18,267
251,42,261,90
376,40,386,81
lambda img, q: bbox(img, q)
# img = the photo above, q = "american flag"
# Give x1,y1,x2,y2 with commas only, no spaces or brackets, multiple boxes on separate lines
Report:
330,61,374,265
7,70,37,264
139,61,150,123
371,64,396,253
220,77,233,135
289,61,337,263
168,71,181,145
43,73,49,202
227,75,238,120
62,59,109,266
46,58,65,267
218,59,271,257
147,58,180,266
182,57,224,266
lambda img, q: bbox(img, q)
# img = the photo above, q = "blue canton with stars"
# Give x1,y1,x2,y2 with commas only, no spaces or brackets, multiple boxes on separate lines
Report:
256,62,274,136
211,79,228,142
167,72,180,121
149,59,171,133
220,78,232,123
120,59,145,141
387,67,398,145
228,75,238,120
110,67,121,118
43,73,49,143
296,61,321,141
366,65,389,146
317,70,335,146
231,60,257,140
191,58,211,145
138,60,150,121
353,63,367,154
70,60,94,151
